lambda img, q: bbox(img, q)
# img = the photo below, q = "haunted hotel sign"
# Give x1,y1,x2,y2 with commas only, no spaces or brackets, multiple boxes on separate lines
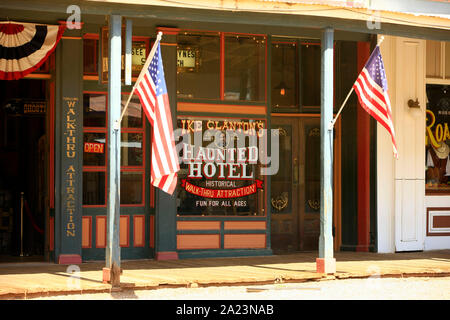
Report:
176,119,273,215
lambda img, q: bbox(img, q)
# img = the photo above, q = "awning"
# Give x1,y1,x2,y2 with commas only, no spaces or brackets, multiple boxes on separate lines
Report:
0,21,65,80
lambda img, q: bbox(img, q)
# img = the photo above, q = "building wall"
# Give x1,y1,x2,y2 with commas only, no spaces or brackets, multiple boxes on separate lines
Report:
378,35,450,252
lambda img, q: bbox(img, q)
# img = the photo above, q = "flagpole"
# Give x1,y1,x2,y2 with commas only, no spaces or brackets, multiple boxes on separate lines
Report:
114,31,163,130
327,36,385,131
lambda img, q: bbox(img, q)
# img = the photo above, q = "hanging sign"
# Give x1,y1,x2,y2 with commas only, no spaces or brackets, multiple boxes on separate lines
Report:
177,47,199,72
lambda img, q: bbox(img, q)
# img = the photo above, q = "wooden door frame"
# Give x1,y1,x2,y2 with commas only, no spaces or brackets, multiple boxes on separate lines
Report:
271,113,342,251
270,117,300,251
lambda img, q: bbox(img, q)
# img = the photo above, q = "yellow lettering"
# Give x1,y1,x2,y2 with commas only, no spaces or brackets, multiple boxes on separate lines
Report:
436,123,443,143
426,110,440,148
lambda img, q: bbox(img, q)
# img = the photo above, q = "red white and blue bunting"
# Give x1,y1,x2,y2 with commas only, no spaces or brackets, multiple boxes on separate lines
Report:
0,21,65,80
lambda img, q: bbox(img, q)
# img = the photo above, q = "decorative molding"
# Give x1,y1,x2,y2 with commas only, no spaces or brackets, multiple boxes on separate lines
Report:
427,207,450,236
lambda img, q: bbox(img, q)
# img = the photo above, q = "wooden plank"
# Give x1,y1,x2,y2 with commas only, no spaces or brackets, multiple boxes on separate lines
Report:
177,234,220,250
178,102,266,115
81,216,92,248
133,215,146,247
223,234,266,249
177,221,221,230
224,221,266,230
120,215,129,247
96,216,107,248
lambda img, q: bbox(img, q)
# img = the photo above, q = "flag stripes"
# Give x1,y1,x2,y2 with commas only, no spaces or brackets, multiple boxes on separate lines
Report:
352,46,398,159
134,41,179,194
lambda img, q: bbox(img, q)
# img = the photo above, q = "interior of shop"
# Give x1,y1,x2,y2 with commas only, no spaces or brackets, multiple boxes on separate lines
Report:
0,79,47,262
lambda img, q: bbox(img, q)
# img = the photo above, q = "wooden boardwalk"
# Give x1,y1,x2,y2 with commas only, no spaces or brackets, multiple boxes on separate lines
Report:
0,250,449,299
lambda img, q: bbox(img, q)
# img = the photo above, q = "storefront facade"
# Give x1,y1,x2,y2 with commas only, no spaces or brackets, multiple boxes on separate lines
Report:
0,0,449,264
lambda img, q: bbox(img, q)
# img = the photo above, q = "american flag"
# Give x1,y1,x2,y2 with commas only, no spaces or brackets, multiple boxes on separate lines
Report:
134,41,180,194
353,46,398,159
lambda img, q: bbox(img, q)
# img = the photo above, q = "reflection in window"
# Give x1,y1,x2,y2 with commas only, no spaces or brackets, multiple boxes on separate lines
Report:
83,171,105,205
271,41,298,110
301,43,321,108
121,172,143,204
121,133,143,166
121,95,143,128
177,32,220,100
83,93,106,128
425,84,450,194
225,35,266,102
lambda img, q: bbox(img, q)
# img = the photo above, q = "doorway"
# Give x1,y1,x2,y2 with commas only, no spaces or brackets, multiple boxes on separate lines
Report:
270,116,340,253
0,79,48,262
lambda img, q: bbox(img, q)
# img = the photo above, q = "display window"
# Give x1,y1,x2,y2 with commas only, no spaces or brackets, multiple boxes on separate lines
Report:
177,31,266,103
82,92,146,206
425,84,450,194
176,117,267,216
271,40,298,111
300,43,321,109
270,39,321,113
83,34,99,76
177,31,221,100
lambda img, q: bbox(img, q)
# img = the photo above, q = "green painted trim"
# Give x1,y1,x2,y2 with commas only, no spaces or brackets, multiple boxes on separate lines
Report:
177,248,273,259
177,216,268,221
177,230,266,235
176,112,268,119
178,98,266,106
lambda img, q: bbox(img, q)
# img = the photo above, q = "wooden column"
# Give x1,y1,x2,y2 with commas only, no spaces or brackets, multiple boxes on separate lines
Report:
104,14,122,286
356,41,371,252
54,29,83,265
316,27,336,274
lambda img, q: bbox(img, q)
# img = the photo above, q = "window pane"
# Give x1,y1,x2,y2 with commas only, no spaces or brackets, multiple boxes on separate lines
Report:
271,42,298,110
301,44,321,107
83,171,105,205
270,125,292,214
121,95,143,128
176,117,266,216
83,93,106,127
83,39,97,75
132,41,146,77
224,35,266,102
425,84,450,194
304,123,320,213
83,133,106,166
121,172,143,204
177,32,220,99
121,133,143,166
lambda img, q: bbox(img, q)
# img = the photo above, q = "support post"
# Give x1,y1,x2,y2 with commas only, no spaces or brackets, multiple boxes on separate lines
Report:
154,27,179,261
104,14,122,287
317,27,336,274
